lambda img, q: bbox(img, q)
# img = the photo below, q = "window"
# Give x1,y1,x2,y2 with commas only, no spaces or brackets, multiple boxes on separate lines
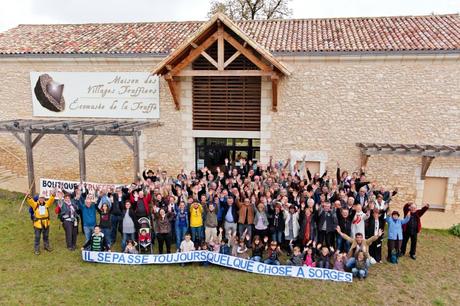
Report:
422,177,447,207
295,161,321,175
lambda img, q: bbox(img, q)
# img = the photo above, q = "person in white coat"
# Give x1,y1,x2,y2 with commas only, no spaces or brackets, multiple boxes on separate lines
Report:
351,203,370,238
283,204,300,254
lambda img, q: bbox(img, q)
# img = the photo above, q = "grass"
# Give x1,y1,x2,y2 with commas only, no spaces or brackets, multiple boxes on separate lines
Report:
0,189,459,306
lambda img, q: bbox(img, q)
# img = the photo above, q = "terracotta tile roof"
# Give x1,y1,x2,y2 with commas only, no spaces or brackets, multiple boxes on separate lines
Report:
0,14,458,56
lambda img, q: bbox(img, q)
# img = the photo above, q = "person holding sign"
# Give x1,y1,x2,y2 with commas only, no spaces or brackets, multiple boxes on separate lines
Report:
26,189,56,255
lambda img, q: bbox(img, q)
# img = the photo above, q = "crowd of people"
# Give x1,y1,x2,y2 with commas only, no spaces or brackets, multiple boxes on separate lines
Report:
26,157,430,280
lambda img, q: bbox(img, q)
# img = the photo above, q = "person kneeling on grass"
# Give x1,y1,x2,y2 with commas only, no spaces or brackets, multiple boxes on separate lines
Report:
81,226,111,252
26,190,56,255
352,250,368,280
264,241,282,265
124,239,138,254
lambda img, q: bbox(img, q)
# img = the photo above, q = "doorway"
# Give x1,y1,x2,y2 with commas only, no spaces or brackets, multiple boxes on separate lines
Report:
195,138,260,171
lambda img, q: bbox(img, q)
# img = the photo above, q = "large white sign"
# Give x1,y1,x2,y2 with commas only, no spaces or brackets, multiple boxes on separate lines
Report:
39,178,123,198
30,72,159,119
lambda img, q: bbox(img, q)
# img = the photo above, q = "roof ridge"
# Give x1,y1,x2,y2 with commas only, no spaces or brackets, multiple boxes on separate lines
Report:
13,13,459,28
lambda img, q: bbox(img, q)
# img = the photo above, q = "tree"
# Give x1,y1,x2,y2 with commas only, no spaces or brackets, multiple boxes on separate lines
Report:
208,0,293,20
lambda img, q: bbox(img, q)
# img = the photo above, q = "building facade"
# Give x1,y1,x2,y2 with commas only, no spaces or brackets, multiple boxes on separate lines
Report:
0,13,459,228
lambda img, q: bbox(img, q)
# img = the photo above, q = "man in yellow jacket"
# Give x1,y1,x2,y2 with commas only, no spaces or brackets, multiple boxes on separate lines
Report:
26,190,56,255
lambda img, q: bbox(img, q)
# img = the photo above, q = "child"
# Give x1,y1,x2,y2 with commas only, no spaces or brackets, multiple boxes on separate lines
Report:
219,237,231,255
229,229,239,256
81,226,110,252
333,252,347,272
385,210,410,262
303,247,316,267
180,233,195,252
286,243,304,266
264,241,282,265
352,251,368,280
139,228,150,244
236,239,249,259
250,235,265,262
316,245,332,269
124,240,139,254
208,228,223,253
199,242,210,266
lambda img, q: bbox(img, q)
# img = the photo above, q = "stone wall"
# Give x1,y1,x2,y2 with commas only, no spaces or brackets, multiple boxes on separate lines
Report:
269,55,460,227
0,58,183,184
0,54,459,227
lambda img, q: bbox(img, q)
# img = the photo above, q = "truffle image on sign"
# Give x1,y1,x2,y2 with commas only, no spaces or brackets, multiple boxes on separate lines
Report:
34,74,65,112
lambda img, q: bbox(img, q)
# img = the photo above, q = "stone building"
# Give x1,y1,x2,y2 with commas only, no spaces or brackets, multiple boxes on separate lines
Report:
0,13,459,228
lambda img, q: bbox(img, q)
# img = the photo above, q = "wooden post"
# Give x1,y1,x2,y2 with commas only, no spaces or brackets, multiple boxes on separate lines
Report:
133,131,140,180
421,156,435,180
271,74,279,112
24,129,36,194
77,130,86,182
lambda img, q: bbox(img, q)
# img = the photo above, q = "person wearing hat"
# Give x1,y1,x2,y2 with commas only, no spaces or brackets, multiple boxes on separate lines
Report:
385,210,411,262
26,189,56,255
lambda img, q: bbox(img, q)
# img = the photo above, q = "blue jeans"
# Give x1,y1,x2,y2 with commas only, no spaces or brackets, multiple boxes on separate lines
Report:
336,235,351,253
191,226,203,243
175,224,188,248
352,268,368,278
250,256,262,262
101,228,111,247
271,231,283,244
110,215,122,244
83,226,94,243
122,233,135,252
346,257,371,270
264,259,280,265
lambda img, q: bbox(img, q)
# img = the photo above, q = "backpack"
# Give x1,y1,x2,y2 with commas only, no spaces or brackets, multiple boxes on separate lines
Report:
390,249,398,264
28,207,35,221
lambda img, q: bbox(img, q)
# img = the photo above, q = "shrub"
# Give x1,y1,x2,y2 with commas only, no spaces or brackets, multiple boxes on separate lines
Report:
449,223,460,237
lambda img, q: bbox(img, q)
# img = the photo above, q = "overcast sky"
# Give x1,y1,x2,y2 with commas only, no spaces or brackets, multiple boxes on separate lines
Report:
0,0,458,32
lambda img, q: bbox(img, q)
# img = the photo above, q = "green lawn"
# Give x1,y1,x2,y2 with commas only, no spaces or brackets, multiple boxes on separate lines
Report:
0,189,459,306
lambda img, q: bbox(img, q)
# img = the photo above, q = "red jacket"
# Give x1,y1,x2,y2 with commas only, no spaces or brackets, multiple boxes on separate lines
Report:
403,203,428,233
130,192,152,215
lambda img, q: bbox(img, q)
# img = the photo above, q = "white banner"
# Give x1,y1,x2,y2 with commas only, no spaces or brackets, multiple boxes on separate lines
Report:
30,72,159,119
82,250,352,282
39,178,123,198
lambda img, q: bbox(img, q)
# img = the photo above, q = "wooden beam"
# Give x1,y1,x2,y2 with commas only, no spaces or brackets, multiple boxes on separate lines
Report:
271,74,279,112
217,21,224,70
176,70,273,77
24,129,36,194
120,136,134,151
133,132,140,180
361,151,370,168
12,132,24,146
223,32,272,72
421,155,435,180
224,51,241,68
84,135,98,150
31,133,45,148
200,51,219,69
165,74,181,110
64,134,78,148
170,33,218,76
77,130,86,182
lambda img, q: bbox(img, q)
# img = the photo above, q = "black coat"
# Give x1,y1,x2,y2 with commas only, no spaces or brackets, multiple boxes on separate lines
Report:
365,217,384,239
317,209,338,233
119,208,137,233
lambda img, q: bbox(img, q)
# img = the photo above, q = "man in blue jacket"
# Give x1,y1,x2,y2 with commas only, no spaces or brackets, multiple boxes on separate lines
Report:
78,192,97,243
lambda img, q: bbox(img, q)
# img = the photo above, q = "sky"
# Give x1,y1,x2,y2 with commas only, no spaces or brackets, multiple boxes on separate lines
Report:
0,0,458,32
